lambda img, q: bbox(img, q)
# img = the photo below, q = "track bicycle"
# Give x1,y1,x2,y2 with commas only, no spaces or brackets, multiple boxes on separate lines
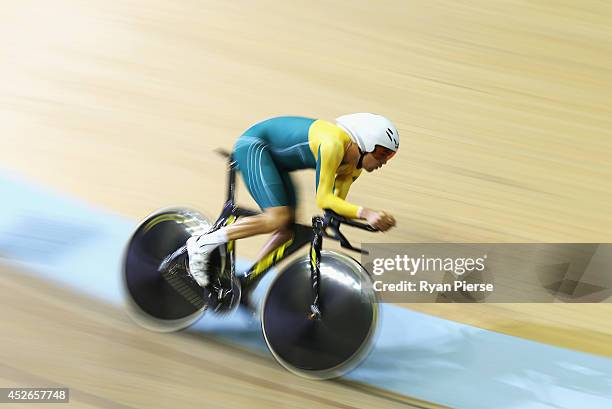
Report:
123,150,380,379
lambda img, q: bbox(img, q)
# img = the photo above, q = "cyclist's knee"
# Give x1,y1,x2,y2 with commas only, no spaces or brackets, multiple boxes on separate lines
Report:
262,207,293,232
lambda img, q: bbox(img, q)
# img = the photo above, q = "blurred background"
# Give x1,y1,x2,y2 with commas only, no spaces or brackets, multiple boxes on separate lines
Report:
1,0,612,407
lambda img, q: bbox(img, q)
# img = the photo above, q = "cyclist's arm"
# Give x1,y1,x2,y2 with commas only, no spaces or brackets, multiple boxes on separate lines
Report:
315,142,361,219
334,174,359,200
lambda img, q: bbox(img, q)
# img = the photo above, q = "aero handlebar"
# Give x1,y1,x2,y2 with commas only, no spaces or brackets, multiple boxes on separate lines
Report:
321,210,378,255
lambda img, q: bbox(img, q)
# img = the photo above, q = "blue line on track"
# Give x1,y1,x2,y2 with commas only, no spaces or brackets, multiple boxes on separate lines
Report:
1,171,612,409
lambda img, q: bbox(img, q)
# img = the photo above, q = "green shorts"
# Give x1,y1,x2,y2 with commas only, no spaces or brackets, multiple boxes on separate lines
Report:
233,135,297,209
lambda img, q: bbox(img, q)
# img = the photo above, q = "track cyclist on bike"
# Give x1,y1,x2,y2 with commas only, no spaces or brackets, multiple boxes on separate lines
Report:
187,113,399,287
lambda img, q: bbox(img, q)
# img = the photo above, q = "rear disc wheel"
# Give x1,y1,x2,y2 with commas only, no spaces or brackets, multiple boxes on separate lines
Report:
122,207,224,332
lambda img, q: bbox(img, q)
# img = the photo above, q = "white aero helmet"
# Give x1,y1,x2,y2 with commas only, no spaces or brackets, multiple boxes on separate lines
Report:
335,113,399,155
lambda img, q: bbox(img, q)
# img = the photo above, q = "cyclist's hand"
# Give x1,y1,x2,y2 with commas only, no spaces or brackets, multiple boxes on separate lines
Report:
361,208,396,231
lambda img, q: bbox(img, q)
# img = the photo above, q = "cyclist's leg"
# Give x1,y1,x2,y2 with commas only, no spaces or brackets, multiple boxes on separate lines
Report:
251,171,297,259
186,137,294,287
225,206,293,240
229,138,297,308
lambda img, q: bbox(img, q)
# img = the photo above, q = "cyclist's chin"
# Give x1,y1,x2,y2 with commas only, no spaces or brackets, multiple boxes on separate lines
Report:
364,164,379,172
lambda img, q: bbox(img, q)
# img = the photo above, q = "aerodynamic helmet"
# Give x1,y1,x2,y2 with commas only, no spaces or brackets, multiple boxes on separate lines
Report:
335,113,399,161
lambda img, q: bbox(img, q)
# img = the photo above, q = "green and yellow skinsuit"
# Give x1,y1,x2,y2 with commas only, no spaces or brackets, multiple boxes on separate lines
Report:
232,116,362,218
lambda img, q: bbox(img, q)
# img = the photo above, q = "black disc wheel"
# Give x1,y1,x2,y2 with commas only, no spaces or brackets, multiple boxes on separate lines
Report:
261,251,379,379
122,207,223,332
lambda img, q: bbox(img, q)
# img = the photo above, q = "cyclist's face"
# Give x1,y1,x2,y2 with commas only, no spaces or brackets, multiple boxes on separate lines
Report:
362,153,387,172
363,146,395,172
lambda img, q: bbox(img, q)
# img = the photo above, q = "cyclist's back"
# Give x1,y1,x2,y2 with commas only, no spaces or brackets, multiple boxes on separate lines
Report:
237,116,317,171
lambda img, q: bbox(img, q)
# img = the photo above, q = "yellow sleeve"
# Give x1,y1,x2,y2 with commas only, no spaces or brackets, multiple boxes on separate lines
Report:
315,140,361,219
334,173,359,200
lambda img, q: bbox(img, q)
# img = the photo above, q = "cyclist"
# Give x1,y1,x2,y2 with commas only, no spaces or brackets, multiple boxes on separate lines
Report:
187,113,399,287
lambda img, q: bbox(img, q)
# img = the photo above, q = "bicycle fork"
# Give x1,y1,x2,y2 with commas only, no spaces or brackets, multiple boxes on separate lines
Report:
309,216,324,320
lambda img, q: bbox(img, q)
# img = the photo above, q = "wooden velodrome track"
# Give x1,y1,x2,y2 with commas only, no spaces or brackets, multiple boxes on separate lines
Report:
1,0,612,407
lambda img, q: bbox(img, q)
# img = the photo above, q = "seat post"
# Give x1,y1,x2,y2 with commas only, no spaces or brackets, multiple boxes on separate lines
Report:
226,154,237,205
